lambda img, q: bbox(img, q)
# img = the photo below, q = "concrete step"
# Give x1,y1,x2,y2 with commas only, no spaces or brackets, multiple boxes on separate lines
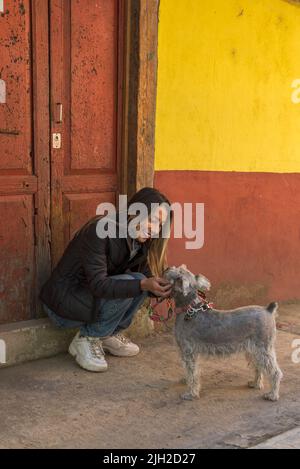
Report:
0,302,153,368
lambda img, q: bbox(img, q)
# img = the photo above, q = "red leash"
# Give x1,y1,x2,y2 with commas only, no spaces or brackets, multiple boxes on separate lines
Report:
148,297,174,322
148,291,214,323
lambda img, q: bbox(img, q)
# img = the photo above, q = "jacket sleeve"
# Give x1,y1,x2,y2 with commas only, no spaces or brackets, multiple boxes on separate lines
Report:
79,223,142,299
139,258,163,298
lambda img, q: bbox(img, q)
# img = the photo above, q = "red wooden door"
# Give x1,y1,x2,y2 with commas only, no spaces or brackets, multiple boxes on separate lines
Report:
50,0,124,266
0,0,123,325
0,0,50,324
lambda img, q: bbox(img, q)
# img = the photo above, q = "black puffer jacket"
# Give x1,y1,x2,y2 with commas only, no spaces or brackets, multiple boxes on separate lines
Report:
39,216,152,323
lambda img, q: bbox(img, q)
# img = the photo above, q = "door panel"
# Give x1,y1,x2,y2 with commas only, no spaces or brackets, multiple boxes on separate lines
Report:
0,0,35,323
0,0,50,324
0,0,32,172
65,191,115,238
71,0,118,171
50,0,123,266
0,195,35,323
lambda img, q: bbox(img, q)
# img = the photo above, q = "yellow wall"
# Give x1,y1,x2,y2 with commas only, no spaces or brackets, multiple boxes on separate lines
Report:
155,0,300,172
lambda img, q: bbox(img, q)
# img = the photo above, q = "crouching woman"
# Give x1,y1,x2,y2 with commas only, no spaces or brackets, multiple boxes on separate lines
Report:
39,187,172,372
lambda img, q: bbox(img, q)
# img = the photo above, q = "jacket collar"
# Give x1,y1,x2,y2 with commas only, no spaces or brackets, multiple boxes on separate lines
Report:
126,234,150,257
114,210,150,256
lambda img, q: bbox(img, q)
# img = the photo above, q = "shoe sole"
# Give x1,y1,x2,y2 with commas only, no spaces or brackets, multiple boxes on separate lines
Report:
102,346,140,357
69,343,108,372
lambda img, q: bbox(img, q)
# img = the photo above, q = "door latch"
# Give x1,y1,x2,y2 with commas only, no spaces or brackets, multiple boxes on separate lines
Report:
52,133,62,149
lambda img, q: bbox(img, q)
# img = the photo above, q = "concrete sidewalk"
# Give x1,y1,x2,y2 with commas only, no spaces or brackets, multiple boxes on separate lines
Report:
0,306,300,449
251,428,300,449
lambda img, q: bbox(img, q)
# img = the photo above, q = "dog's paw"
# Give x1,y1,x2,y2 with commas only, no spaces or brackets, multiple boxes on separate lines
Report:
248,380,263,390
180,392,199,401
263,392,279,402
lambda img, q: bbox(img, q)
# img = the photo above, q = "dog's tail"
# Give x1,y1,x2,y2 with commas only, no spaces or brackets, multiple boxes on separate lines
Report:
266,301,278,314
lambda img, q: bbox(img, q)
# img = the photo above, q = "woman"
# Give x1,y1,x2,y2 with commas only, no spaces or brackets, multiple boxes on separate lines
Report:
39,187,173,372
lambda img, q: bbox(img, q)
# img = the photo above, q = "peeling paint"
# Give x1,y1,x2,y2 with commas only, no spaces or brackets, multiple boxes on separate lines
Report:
19,2,25,16
0,78,6,103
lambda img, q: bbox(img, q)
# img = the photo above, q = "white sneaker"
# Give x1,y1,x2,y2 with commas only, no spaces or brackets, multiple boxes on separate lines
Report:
69,332,108,372
102,333,140,357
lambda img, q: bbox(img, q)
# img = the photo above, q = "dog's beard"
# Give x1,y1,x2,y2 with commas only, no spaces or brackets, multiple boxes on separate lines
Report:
173,290,198,308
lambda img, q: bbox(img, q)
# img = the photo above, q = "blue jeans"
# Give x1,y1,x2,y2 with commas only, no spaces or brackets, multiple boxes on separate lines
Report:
43,272,148,338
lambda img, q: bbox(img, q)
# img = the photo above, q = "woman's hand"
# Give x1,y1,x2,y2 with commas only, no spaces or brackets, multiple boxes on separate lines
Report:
140,277,172,298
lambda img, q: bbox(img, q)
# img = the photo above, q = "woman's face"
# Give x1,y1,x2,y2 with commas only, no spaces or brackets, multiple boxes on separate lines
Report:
136,205,169,243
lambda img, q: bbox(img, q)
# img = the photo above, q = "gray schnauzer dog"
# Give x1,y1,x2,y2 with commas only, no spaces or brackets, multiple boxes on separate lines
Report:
164,264,283,402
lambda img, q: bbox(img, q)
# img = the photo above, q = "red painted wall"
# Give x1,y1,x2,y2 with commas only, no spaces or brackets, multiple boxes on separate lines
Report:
155,170,300,307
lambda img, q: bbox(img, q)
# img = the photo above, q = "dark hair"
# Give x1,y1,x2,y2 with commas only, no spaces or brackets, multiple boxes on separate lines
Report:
127,187,173,276
127,187,171,209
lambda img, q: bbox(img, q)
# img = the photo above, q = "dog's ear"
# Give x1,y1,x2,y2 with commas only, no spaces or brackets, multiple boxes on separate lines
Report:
195,274,211,291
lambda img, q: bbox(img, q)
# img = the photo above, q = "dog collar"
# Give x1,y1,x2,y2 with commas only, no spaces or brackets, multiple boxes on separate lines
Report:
181,291,213,321
183,301,211,321
148,291,213,323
